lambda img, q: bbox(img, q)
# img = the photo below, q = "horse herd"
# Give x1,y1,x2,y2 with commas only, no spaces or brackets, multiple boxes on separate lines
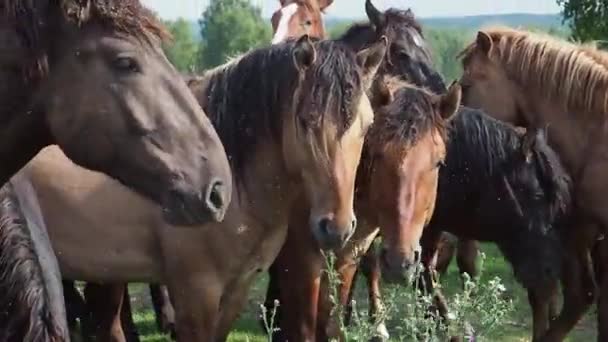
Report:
0,0,607,341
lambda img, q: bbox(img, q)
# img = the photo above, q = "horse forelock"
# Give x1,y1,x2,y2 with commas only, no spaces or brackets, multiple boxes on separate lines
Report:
2,0,168,83
462,26,608,119
198,39,363,185
367,79,447,154
0,183,65,341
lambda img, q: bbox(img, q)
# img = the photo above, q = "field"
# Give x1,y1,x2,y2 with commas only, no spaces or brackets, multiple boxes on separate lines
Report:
126,244,597,342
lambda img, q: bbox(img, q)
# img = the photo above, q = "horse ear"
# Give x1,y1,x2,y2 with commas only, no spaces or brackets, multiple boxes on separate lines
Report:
365,0,386,30
521,128,541,162
357,36,388,89
436,80,462,121
293,35,316,72
62,0,92,22
476,31,493,55
318,0,334,11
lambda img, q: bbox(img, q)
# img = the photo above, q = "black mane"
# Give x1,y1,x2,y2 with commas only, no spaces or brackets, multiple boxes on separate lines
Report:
202,39,363,182
434,107,571,287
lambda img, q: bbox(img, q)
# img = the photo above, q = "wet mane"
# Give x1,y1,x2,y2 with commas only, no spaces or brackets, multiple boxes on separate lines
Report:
2,0,168,82
0,183,65,341
460,26,608,117
367,76,447,153
191,39,363,184
447,107,571,222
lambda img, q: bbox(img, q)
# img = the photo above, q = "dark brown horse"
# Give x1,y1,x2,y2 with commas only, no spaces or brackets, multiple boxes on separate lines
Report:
0,0,232,226
0,174,69,341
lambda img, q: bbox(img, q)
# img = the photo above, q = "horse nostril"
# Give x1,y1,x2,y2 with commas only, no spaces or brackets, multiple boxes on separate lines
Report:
414,250,421,263
351,217,357,231
319,218,331,237
205,179,226,220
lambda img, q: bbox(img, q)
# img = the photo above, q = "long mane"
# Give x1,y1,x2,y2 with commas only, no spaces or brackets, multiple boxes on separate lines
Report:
461,26,608,117
190,39,364,184
0,182,66,341
1,0,168,82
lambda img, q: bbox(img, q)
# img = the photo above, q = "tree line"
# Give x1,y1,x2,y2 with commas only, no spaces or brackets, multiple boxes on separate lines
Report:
161,0,597,81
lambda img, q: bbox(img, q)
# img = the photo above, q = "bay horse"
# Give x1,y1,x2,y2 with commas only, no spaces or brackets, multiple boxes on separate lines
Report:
359,109,572,341
22,35,387,341
271,0,332,43
0,0,232,226
265,75,461,341
0,174,69,342
459,27,608,341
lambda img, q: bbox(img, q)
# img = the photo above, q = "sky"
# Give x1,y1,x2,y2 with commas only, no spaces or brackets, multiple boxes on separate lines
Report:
141,0,561,20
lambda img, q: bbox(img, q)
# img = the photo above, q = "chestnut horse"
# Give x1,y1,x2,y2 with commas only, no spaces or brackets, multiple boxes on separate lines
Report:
0,0,231,225
459,27,608,341
353,109,572,341
270,0,332,43
25,35,387,341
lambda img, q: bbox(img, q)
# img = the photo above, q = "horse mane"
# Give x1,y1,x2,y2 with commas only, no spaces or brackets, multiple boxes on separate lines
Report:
2,0,168,82
0,183,65,342
192,38,363,185
367,76,448,153
449,107,571,221
460,26,608,117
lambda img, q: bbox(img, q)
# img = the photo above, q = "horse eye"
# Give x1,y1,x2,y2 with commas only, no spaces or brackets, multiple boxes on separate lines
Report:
304,20,312,26
112,56,140,73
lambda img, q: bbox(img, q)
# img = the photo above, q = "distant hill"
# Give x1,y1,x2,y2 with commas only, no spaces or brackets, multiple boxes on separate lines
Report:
326,13,564,30
189,13,566,41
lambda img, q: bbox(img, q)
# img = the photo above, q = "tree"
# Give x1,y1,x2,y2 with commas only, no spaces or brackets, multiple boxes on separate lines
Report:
163,19,200,72
557,0,608,41
199,0,271,68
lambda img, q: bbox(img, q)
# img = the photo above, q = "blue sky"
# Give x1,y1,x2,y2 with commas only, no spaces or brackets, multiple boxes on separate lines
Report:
142,0,561,20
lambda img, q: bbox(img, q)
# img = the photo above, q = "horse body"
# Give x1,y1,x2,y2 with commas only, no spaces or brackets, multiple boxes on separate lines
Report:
460,27,608,341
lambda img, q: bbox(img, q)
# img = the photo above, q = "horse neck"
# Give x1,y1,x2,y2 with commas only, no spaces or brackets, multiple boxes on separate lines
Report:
235,141,299,229
0,111,52,185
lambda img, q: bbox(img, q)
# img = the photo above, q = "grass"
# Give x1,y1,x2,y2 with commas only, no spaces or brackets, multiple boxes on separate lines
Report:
127,243,597,341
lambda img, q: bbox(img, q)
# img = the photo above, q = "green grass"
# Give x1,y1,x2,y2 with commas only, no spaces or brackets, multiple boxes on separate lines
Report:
128,244,597,341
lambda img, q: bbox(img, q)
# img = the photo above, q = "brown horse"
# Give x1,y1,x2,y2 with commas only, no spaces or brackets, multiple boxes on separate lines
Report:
459,27,608,341
0,0,231,226
24,35,387,342
0,174,69,341
271,0,332,43
355,110,572,341
265,75,461,342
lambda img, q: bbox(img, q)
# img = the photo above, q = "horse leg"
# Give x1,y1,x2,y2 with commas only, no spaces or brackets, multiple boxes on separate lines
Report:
262,262,284,342
595,238,608,342
150,284,176,337
63,280,85,332
214,276,258,342
420,230,448,319
435,234,456,276
84,283,127,342
456,239,479,279
540,222,598,342
528,280,559,341
120,287,139,342
360,246,390,341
